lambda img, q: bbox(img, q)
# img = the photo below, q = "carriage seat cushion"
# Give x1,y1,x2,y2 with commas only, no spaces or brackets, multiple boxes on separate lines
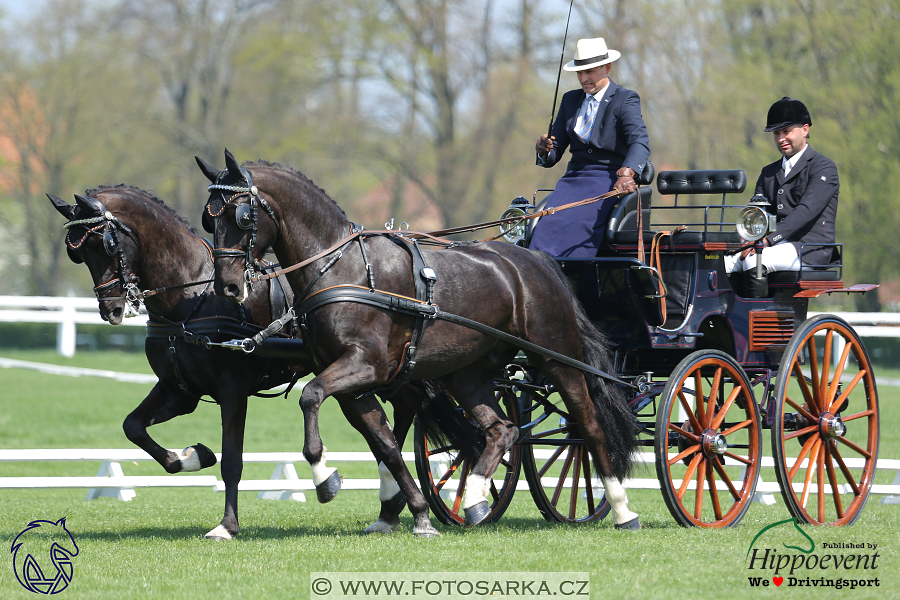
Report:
768,268,841,285
606,187,652,243
657,170,747,195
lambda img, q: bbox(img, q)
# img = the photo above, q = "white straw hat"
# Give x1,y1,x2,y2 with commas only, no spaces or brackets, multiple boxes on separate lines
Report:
563,38,621,71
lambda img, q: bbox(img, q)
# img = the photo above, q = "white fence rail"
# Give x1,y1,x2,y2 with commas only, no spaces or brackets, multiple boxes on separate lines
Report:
2,296,900,358
2,449,898,507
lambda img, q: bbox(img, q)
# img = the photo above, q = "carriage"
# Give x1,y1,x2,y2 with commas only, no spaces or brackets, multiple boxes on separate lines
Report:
413,166,880,529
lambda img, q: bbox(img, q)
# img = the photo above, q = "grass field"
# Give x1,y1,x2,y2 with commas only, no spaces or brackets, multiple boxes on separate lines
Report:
1,349,898,599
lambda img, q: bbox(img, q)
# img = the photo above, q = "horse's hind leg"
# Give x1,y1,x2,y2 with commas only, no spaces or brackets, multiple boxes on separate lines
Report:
337,393,439,537
442,373,518,526
536,363,639,529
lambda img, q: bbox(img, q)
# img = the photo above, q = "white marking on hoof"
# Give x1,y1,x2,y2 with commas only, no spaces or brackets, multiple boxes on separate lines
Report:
377,462,401,502
364,519,399,535
601,476,639,526
179,446,202,472
205,525,233,540
461,474,492,510
310,447,337,486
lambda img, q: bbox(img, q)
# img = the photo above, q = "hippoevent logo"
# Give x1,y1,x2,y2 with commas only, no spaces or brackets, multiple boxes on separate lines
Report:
745,517,880,590
11,518,79,594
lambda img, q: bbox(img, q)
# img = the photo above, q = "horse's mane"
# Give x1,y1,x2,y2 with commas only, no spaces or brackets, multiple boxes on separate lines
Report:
242,160,347,218
84,184,200,235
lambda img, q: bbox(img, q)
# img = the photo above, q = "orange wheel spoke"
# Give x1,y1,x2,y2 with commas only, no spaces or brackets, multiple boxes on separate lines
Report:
824,443,845,519
531,426,573,440
721,419,752,438
825,342,852,404
711,387,741,430
788,433,821,481
800,439,822,509
678,390,704,434
694,371,706,426
791,361,816,409
694,460,707,519
706,368,722,428
829,444,862,496
435,454,465,492
451,463,468,514
785,394,819,423
806,337,822,412
784,424,819,442
723,450,753,466
667,444,701,467
829,371,865,414
835,435,872,460
711,458,741,501
841,409,874,423
820,330,833,406
581,448,595,515
677,454,703,500
568,448,582,520
707,464,723,521
669,423,701,443
817,443,826,522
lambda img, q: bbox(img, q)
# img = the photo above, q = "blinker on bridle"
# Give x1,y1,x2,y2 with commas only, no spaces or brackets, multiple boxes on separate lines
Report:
207,172,280,291
63,202,142,312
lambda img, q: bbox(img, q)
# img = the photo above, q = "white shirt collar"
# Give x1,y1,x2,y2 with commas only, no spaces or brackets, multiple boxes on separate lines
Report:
782,144,808,174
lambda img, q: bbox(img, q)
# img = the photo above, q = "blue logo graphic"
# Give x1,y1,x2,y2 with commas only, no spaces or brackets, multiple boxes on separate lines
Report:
11,518,79,594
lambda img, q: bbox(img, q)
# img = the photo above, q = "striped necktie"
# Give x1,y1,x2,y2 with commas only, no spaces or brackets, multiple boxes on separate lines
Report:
575,96,599,142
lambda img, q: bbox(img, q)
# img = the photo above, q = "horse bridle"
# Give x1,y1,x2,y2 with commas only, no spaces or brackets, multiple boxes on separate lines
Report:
64,203,143,315
205,169,280,291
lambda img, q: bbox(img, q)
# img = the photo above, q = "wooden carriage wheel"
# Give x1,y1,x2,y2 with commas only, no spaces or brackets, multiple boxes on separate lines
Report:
413,387,521,527
655,350,762,528
519,387,613,523
771,314,879,525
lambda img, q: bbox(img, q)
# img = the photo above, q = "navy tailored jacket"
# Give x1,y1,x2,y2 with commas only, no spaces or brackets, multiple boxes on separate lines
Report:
538,80,650,175
755,145,839,265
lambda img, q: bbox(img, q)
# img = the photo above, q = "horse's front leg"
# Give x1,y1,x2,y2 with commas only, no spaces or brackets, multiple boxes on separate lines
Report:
204,389,248,541
122,383,216,474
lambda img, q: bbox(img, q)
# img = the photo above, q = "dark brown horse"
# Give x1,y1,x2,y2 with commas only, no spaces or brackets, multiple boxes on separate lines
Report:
198,150,641,534
49,185,452,539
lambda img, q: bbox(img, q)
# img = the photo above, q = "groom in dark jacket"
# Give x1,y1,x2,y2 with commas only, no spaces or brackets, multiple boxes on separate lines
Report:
726,97,839,282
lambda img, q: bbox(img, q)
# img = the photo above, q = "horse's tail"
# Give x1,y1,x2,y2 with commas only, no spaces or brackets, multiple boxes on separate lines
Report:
540,253,638,480
410,379,486,464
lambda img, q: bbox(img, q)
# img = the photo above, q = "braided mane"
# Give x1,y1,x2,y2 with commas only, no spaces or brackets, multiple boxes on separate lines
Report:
242,160,347,218
85,184,200,234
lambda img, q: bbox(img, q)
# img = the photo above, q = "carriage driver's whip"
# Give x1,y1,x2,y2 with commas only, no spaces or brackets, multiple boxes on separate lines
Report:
548,0,576,137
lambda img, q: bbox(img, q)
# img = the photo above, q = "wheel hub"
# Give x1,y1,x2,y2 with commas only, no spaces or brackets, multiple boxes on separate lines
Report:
819,412,846,439
701,429,728,457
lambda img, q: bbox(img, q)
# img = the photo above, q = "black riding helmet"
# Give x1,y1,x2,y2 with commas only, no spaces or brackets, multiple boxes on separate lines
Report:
764,97,812,132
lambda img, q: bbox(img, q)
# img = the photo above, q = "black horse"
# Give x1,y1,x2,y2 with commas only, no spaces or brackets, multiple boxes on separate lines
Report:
198,150,641,534
49,185,455,539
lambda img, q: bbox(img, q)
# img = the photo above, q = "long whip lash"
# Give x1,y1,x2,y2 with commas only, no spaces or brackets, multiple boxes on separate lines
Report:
548,0,576,136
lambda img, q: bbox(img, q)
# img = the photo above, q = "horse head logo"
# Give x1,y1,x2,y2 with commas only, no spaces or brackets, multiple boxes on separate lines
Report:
11,518,79,594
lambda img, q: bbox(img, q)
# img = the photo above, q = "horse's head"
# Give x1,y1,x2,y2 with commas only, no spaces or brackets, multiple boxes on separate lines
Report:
197,149,281,303
49,193,141,324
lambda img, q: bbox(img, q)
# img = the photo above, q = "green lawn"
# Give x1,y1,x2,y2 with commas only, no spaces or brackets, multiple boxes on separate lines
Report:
1,350,898,599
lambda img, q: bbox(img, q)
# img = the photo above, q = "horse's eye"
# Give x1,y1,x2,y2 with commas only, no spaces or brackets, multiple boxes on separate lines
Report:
103,230,118,256
235,204,253,230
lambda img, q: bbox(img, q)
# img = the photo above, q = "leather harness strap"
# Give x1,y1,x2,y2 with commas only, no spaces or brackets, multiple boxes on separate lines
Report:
648,225,687,326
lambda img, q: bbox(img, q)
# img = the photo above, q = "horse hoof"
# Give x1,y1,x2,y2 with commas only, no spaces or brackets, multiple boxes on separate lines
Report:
364,518,400,535
178,443,218,472
204,525,234,541
382,492,406,516
413,525,440,538
316,469,342,503
614,517,641,531
464,501,490,527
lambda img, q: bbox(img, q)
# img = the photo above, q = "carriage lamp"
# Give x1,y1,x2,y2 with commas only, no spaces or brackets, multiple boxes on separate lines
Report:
735,194,776,242
499,196,533,244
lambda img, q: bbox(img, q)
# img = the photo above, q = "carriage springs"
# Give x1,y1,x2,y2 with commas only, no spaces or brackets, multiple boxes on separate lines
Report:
746,542,880,588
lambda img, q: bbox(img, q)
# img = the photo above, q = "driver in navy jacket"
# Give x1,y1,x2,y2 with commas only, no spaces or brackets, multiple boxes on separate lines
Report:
530,37,650,257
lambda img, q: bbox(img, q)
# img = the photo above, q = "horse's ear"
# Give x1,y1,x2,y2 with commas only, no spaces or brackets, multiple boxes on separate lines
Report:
195,156,219,183
47,194,76,220
224,148,243,179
